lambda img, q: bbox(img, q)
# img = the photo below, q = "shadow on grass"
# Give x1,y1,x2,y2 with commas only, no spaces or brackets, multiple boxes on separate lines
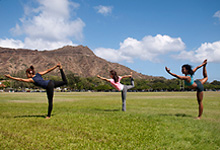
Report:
175,113,193,117
95,108,120,112
159,113,193,118
14,114,51,118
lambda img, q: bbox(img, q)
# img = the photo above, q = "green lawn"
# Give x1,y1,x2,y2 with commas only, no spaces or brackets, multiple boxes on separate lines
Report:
0,92,219,149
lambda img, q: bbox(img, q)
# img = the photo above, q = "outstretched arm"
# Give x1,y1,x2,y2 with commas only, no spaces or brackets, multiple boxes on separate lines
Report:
4,74,34,83
121,72,132,79
97,75,110,82
192,59,207,73
38,63,60,76
165,67,188,80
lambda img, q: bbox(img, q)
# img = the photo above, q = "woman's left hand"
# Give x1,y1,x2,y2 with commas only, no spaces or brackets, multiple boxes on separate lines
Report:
165,67,171,73
57,63,61,67
4,74,11,78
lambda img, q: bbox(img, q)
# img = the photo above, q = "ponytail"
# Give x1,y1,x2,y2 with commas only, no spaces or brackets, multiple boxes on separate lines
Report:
30,66,34,70
26,65,35,75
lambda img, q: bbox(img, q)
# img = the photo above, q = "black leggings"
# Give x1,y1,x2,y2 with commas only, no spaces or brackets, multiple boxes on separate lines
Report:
46,69,67,117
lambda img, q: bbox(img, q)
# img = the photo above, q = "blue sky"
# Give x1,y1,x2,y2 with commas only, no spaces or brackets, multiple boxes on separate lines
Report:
0,0,220,81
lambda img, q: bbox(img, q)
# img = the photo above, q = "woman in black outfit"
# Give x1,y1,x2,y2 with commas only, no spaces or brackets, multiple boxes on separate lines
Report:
5,63,67,119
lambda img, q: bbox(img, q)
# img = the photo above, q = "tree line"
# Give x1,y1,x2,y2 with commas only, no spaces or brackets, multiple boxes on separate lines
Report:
0,71,220,91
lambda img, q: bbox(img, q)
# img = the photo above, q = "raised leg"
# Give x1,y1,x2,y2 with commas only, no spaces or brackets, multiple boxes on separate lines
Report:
54,69,68,87
200,60,208,85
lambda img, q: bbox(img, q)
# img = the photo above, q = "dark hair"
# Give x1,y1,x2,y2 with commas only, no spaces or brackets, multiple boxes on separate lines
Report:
182,64,194,75
110,70,119,83
26,65,35,75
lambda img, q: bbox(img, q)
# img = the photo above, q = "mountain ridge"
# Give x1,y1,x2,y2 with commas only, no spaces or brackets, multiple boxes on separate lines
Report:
0,45,164,80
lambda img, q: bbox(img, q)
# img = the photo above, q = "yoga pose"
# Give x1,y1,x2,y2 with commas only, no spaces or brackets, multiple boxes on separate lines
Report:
97,70,134,111
5,63,67,119
165,59,208,119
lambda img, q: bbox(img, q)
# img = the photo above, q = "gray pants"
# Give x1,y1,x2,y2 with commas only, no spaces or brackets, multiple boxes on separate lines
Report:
121,78,135,111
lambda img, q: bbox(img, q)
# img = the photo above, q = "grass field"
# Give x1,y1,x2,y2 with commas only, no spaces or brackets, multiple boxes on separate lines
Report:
0,91,219,150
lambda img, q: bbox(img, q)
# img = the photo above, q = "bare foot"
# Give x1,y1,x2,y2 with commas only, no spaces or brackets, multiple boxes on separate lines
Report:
57,62,62,69
195,117,201,120
45,116,50,119
202,59,207,66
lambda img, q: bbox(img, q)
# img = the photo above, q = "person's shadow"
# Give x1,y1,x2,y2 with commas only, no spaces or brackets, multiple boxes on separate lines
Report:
14,114,51,118
175,113,192,117
159,113,192,118
95,108,120,112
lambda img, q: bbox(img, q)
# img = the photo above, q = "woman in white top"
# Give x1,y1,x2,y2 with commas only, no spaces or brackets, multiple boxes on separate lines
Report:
97,70,134,111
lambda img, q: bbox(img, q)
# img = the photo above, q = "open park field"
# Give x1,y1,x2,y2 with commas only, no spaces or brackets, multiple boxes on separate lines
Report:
0,91,219,149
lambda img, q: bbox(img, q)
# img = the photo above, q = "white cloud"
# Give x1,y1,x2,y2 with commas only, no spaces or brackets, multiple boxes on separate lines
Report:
24,37,77,50
213,10,220,20
174,41,220,63
95,48,133,63
94,5,113,16
94,34,185,63
0,0,85,50
0,38,24,49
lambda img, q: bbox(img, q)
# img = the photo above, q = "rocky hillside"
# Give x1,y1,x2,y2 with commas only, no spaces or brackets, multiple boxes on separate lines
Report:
0,45,162,79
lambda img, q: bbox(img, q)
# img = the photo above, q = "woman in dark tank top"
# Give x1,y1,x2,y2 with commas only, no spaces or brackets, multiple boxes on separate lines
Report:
165,59,208,119
5,63,67,119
